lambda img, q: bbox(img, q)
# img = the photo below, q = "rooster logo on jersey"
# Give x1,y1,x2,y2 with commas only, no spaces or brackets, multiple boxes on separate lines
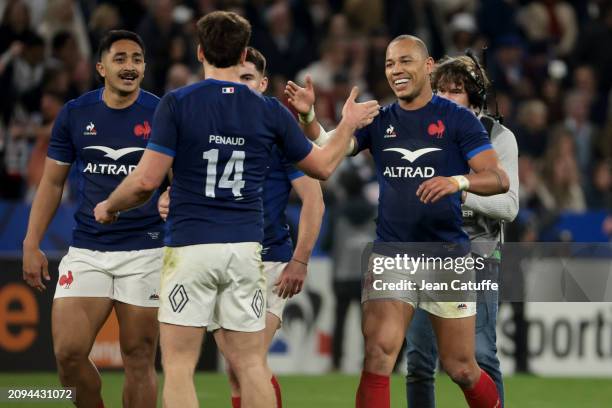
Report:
84,122,97,136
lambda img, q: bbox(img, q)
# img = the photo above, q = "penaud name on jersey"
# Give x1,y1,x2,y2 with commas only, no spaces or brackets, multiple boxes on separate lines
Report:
262,146,305,262
47,88,164,251
355,95,492,245
147,78,312,247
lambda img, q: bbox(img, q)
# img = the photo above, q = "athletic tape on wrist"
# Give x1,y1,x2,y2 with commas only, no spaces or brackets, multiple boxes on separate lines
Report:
451,175,470,191
298,106,315,125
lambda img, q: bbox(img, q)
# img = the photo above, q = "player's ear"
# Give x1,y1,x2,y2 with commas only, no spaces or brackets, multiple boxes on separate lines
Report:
425,57,435,75
197,44,204,63
260,76,269,93
95,61,105,79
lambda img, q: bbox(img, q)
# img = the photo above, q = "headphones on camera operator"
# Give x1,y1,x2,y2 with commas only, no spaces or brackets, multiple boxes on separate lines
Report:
463,48,503,137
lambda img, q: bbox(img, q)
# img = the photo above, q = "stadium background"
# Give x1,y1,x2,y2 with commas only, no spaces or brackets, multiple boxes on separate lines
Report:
0,0,611,406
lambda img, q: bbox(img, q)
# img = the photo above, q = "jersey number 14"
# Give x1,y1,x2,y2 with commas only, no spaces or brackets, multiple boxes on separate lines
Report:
202,149,245,198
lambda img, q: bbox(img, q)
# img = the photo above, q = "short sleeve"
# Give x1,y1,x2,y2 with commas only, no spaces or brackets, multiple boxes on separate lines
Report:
354,123,373,154
47,105,75,164
274,101,313,163
147,93,179,157
280,153,304,181
455,108,492,160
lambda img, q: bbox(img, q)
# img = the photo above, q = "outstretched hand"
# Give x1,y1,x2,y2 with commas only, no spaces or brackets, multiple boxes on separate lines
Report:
285,75,315,115
341,87,380,130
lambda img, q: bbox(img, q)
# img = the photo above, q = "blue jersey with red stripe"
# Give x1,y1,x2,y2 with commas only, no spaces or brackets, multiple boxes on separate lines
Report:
354,95,492,244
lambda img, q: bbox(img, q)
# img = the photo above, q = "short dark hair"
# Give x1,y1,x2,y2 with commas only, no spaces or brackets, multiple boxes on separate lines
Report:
389,34,429,58
245,46,266,75
432,55,491,109
196,11,251,68
97,30,145,61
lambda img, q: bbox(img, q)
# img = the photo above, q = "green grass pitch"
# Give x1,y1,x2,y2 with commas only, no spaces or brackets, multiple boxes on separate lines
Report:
1,372,610,407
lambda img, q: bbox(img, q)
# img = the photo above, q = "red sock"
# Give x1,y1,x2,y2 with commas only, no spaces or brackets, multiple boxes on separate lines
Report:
231,396,240,408
271,376,282,408
97,401,105,408
462,370,501,408
355,370,390,408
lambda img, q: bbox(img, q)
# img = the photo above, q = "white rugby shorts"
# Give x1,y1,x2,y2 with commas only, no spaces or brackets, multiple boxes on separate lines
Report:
158,242,267,332
54,246,163,307
362,253,476,318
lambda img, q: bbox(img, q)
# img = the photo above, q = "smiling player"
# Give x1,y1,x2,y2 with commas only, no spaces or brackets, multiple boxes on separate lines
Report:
22,31,163,408
286,35,508,408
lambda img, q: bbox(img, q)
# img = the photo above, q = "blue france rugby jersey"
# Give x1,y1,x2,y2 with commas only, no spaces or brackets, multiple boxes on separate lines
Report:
262,146,305,262
354,95,492,244
47,88,164,251
147,79,312,246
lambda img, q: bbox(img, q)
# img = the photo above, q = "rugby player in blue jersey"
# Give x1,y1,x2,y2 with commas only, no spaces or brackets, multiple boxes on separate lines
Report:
285,35,508,408
93,11,378,408
157,46,325,408
23,31,162,408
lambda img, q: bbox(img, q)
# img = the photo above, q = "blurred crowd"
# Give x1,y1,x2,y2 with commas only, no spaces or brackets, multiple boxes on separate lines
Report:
0,0,610,223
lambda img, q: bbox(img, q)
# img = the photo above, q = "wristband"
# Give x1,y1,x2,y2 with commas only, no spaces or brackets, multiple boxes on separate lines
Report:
450,175,470,191
298,106,315,125
313,124,330,146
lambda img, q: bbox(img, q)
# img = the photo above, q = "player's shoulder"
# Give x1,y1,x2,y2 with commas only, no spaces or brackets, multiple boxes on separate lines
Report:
65,88,104,111
135,89,160,109
431,94,472,117
366,102,396,127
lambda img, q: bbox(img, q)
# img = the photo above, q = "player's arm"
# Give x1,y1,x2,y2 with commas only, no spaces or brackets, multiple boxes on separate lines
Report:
293,87,378,180
463,127,519,221
285,76,359,156
417,149,509,204
22,159,71,291
94,150,173,223
275,176,325,299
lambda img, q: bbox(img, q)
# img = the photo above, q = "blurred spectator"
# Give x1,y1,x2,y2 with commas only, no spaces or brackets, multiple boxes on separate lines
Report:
330,162,376,371
296,39,348,92
100,0,147,31
446,12,478,56
573,2,612,91
517,155,543,211
0,31,45,122
516,0,578,57
25,91,63,200
562,90,599,178
343,0,383,35
540,77,564,123
571,64,608,125
0,0,34,53
488,34,524,93
536,129,586,212
514,99,549,158
251,1,312,80
477,0,520,44
137,0,191,95
38,0,91,60
165,63,194,93
88,3,121,54
585,159,612,209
